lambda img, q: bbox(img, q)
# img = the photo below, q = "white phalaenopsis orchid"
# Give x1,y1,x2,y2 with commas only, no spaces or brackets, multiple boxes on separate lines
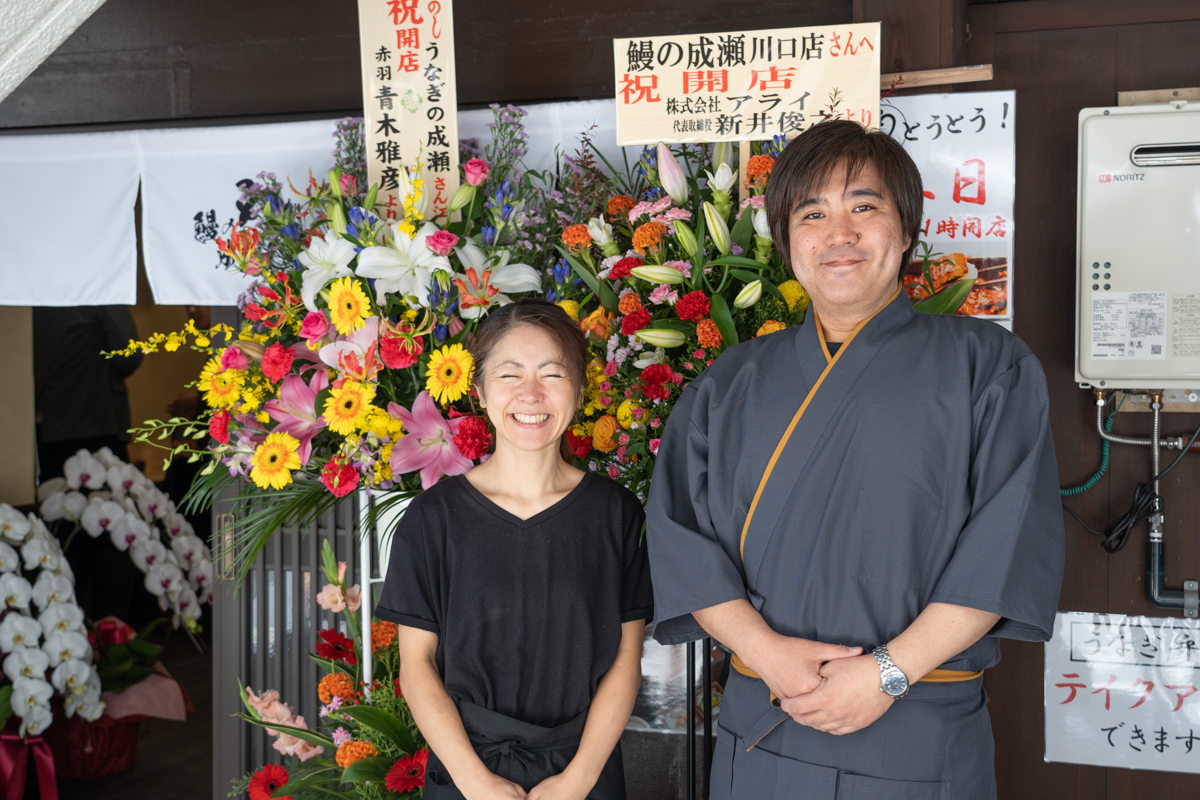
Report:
0,505,30,544
705,162,738,192
298,232,357,312
64,672,104,720
132,485,171,521
31,572,72,610
189,559,213,594
170,535,206,569
38,602,84,638
176,585,202,625
42,630,90,667
36,478,67,503
145,562,184,599
3,646,49,681
50,658,91,694
356,221,452,307
92,447,120,469
0,573,32,610
64,450,106,491
81,499,126,538
106,462,146,498
40,491,86,522
18,703,52,737
164,512,193,540
0,542,19,574
0,614,42,652
21,535,60,572
111,513,151,552
11,676,53,714
587,218,614,247
131,539,168,573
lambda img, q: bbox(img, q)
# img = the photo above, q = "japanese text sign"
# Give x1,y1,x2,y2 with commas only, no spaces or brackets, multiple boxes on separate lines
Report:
1046,612,1200,774
357,0,459,219
885,91,1015,320
613,23,880,145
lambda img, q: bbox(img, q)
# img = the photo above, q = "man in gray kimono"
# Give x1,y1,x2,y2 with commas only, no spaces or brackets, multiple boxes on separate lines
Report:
646,120,1063,799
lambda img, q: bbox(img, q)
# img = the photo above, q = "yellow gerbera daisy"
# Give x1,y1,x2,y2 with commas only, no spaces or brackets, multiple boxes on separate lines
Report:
327,277,371,335
198,358,244,408
425,344,473,405
323,381,377,435
249,432,301,490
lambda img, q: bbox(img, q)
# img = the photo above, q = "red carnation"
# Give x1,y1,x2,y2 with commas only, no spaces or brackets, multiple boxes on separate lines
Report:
566,430,592,458
315,628,357,665
385,749,429,794
321,459,360,498
260,343,294,381
380,331,424,369
453,415,493,460
620,308,651,336
640,363,674,401
208,409,231,444
249,763,291,800
608,257,643,280
675,291,711,322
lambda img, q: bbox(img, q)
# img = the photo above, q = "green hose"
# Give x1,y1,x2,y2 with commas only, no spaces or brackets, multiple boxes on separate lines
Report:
1061,395,1125,496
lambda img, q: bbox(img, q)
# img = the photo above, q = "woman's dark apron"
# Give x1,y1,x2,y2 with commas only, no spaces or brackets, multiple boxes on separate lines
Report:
424,701,626,799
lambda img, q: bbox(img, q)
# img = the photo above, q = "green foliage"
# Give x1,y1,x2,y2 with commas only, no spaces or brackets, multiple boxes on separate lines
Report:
95,619,166,693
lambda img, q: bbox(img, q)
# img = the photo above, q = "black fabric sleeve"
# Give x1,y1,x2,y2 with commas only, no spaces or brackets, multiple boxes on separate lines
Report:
929,354,1065,642
374,501,441,633
620,497,654,623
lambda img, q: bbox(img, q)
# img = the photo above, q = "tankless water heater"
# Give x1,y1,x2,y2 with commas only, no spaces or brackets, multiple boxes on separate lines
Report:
1075,102,1200,390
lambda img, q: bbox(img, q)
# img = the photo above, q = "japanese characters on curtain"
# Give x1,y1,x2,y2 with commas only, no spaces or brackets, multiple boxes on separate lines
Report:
612,24,880,145
1046,612,1200,774
884,90,1015,322
357,0,459,221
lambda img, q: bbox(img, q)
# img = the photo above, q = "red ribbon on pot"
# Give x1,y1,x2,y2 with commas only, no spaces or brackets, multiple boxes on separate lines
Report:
0,731,57,800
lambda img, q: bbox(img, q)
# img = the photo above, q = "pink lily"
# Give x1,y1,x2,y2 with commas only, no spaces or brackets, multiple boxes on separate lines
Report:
388,391,473,489
263,369,329,464
318,315,381,382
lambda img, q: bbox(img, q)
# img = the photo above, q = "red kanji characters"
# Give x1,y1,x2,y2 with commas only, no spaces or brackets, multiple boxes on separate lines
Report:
619,74,661,104
1165,685,1198,712
748,66,796,91
398,52,420,73
1129,678,1155,709
396,28,419,49
683,70,728,94
1092,675,1118,710
433,176,448,214
935,218,959,239
388,0,422,25
952,159,986,205
1055,673,1087,704
383,193,399,221
985,215,1007,237
963,216,983,238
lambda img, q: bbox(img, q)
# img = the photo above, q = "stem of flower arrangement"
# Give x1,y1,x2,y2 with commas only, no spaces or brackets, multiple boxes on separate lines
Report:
464,188,478,240
62,523,82,555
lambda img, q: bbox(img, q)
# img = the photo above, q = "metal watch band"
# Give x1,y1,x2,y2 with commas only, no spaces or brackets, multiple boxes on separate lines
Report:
873,644,896,671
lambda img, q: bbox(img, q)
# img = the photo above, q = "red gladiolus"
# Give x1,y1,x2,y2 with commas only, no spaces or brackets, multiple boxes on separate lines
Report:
208,409,231,444
315,628,357,665
260,343,294,382
321,460,360,498
248,763,291,800
566,430,592,458
620,309,651,337
452,415,493,460
608,257,643,280
385,749,429,794
674,291,711,322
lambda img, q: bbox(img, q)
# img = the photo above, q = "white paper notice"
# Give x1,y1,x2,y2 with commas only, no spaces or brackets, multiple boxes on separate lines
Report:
1045,612,1200,774
1091,291,1166,360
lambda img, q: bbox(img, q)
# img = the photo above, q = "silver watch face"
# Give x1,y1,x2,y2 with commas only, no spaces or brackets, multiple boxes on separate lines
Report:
881,668,909,697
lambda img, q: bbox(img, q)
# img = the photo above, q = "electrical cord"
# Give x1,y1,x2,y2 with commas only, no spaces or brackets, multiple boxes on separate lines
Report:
1063,409,1200,553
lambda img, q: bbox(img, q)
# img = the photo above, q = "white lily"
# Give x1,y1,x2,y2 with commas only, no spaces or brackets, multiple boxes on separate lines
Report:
0,615,42,653
634,329,687,348
31,572,73,610
36,478,67,503
734,280,764,309
0,573,32,610
633,347,668,370
106,462,146,498
630,265,686,285
21,535,60,572
64,450,106,490
705,163,738,192
39,602,85,638
18,703,52,736
704,201,732,256
3,646,49,681
51,658,92,694
0,504,30,544
131,539,168,573
587,218,614,247
42,630,90,667
11,676,53,714
171,535,205,569
656,143,690,206
356,221,451,307
753,208,771,238
455,241,542,295
111,513,151,552
81,500,127,538
298,233,358,312
0,542,19,573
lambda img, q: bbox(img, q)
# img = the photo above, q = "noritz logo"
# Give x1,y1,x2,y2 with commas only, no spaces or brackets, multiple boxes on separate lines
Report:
1098,173,1145,183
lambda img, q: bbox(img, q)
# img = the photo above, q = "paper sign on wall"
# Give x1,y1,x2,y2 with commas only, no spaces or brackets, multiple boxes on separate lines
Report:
1045,612,1200,774
613,24,880,146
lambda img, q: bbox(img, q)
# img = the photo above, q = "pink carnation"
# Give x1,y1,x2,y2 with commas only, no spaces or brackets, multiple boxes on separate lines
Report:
649,438,661,455
604,361,618,377
664,260,692,278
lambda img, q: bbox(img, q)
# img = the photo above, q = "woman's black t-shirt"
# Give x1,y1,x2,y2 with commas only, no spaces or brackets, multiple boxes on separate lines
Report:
375,472,653,729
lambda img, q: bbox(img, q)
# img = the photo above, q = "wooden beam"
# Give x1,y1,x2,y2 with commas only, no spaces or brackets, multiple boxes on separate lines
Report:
990,0,1200,34
881,64,993,90
1119,87,1200,106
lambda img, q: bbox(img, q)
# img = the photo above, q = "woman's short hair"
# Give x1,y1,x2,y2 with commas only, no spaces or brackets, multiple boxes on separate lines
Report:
765,119,924,276
468,299,589,401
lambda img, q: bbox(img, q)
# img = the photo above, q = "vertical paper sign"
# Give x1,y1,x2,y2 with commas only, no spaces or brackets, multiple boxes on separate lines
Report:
613,24,880,146
1045,612,1200,774
884,91,1015,320
357,0,459,220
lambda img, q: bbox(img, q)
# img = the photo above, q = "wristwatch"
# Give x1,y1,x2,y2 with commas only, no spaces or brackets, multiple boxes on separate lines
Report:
872,645,909,699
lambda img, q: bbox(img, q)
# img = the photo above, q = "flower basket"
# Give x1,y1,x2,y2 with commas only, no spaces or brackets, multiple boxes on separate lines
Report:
41,710,140,779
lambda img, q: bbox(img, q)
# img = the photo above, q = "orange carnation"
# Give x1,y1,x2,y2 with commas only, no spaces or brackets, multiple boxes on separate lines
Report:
746,154,776,188
319,672,357,704
592,415,620,452
696,318,723,348
371,621,397,653
632,221,669,256
755,320,787,337
579,308,613,340
607,194,636,220
562,224,593,252
336,740,379,768
618,293,643,315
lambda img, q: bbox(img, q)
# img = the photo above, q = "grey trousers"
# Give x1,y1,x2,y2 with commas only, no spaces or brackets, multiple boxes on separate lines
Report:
709,671,997,800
